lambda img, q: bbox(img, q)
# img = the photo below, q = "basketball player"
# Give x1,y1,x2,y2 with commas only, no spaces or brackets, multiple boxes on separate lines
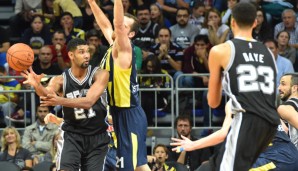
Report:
88,0,151,170
21,38,110,171
207,2,279,170
171,100,298,171
277,73,298,149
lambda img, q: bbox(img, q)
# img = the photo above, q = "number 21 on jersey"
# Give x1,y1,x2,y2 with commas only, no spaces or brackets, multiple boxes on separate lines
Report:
66,90,96,120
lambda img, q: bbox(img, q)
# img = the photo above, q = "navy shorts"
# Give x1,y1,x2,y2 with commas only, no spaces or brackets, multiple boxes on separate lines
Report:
111,105,148,171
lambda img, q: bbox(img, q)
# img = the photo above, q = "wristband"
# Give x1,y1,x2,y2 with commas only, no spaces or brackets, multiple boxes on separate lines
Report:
176,146,184,153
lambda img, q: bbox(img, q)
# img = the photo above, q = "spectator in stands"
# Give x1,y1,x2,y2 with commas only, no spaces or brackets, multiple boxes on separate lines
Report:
41,0,56,29
168,115,211,170
49,30,70,70
139,55,170,126
264,39,294,89
32,45,62,75
9,0,42,37
200,8,230,46
79,0,98,31
0,27,10,72
221,0,239,26
22,105,58,165
276,30,296,64
0,126,33,170
86,29,108,67
176,34,209,88
42,131,60,164
134,5,160,58
189,2,205,30
98,0,114,16
170,7,200,49
53,0,83,28
148,144,176,171
274,9,298,50
0,66,21,126
21,15,52,56
122,0,136,15
59,12,85,43
156,0,191,24
150,3,172,28
150,27,183,77
253,7,273,42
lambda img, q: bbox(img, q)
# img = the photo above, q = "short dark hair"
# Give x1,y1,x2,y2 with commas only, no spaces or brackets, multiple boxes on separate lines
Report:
174,115,193,128
125,13,140,35
136,5,150,14
158,27,172,37
282,73,298,86
176,7,190,16
263,39,278,48
60,12,73,20
67,38,87,52
232,2,256,28
86,29,101,40
194,34,210,44
153,144,169,155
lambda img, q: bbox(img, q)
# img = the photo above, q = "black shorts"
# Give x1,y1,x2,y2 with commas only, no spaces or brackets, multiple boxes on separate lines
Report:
211,113,277,171
56,130,110,171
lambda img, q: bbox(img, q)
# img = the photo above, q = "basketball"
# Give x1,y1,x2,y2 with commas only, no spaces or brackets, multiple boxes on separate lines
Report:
6,43,34,71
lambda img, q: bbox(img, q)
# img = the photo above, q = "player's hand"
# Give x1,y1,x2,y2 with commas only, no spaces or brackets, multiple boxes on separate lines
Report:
147,155,156,163
21,67,45,87
44,113,59,124
170,135,194,152
40,93,61,106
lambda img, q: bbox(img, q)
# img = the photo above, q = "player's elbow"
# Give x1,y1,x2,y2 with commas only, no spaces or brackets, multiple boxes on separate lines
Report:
81,99,95,109
208,99,220,108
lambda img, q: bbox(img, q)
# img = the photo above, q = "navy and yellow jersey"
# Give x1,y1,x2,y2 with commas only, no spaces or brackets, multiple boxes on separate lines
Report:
99,44,140,108
61,65,108,135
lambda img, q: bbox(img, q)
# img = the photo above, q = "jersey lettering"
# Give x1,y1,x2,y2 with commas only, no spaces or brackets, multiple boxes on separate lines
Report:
66,90,96,120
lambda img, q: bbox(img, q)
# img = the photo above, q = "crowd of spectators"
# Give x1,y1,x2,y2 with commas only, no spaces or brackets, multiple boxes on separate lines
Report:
0,1,298,170
0,0,297,127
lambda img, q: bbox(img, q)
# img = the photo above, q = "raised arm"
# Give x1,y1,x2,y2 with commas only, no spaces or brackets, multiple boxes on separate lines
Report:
88,0,113,45
40,69,109,109
113,0,133,68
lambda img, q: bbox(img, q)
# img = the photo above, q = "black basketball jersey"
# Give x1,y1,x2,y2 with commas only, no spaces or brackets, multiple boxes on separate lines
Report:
61,65,108,135
282,97,298,148
222,38,279,125
133,21,159,50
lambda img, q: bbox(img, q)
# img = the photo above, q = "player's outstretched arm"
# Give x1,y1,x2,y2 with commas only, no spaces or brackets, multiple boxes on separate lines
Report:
21,67,62,97
88,0,113,45
278,105,298,129
113,0,133,68
40,69,109,109
171,100,233,152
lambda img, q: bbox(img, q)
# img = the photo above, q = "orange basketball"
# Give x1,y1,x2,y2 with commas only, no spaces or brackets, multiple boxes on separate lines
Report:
6,43,34,71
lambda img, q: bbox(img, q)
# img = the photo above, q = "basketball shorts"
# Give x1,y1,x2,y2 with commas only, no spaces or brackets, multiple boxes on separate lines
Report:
111,105,148,171
56,130,110,171
210,113,277,171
